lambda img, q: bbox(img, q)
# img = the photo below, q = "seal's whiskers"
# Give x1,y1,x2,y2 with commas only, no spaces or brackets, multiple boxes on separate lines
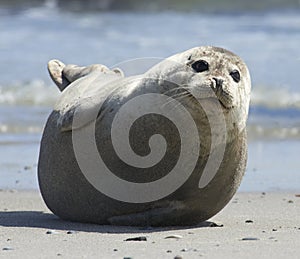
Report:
162,91,191,109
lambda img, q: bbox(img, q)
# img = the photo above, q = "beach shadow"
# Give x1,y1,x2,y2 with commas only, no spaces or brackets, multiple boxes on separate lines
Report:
0,211,220,233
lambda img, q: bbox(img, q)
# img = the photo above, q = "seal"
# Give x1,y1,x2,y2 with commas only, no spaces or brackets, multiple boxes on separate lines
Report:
38,46,251,226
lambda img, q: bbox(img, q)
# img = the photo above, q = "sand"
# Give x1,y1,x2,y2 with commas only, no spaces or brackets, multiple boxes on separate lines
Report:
0,190,299,259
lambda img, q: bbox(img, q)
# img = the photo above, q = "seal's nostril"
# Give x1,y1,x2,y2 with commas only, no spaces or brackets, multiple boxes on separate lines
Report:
213,77,223,88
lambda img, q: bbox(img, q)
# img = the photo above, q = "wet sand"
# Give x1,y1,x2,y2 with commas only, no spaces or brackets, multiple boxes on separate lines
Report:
0,190,299,258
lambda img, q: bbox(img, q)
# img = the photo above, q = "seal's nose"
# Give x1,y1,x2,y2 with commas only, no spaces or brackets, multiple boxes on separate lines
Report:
213,77,223,89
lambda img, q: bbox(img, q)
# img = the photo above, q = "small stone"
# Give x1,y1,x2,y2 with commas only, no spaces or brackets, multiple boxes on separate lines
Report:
245,220,253,223
125,236,147,241
24,166,32,170
6,239,11,241
2,247,13,251
46,230,59,234
166,250,172,253
57,254,62,256
66,230,77,234
181,248,188,252
164,235,183,239
288,200,294,203
113,248,118,251
268,237,276,239
209,222,223,227
174,256,183,259
123,257,133,259
261,192,266,195
295,194,300,197
272,229,277,232
241,237,259,241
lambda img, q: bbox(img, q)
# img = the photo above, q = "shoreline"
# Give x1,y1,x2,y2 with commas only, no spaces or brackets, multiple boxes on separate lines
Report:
1,190,299,258
2,139,300,192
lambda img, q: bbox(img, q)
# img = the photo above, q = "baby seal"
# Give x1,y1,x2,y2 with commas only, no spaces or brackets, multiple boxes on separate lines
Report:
38,46,251,226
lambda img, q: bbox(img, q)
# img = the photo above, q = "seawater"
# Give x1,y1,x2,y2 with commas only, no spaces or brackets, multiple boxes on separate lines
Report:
0,4,299,191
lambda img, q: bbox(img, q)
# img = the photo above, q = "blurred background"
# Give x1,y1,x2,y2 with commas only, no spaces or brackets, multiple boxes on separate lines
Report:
0,0,299,192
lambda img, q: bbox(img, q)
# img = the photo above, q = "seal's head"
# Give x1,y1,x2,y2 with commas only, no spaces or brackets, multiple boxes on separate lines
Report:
146,46,251,131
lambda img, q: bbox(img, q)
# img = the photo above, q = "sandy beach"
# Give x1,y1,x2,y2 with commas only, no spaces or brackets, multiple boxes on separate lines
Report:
0,190,299,259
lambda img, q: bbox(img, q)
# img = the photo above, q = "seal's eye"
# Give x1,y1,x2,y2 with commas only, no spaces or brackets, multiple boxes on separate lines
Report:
192,60,209,73
230,70,240,83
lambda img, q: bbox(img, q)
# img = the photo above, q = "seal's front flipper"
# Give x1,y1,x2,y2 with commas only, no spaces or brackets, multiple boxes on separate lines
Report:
108,208,172,226
48,59,70,91
107,202,193,227
54,72,126,132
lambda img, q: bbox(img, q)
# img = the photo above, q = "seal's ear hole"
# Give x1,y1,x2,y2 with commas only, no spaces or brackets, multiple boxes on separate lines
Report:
192,60,209,73
230,70,241,83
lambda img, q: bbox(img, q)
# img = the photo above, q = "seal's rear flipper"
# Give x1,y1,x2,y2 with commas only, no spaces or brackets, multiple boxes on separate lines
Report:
63,64,123,83
48,60,125,92
48,59,70,91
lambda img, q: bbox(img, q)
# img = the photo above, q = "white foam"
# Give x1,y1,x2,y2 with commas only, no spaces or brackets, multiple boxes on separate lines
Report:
1,80,299,110
251,86,300,109
0,80,59,106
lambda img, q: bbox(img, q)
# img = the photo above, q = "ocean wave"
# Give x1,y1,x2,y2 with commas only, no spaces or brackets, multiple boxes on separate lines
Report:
247,125,300,140
251,86,300,109
0,124,43,134
0,80,299,141
0,123,299,142
1,80,300,110
0,80,59,106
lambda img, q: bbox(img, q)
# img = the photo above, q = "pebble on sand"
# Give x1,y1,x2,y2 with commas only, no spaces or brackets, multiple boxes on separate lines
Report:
209,222,224,227
164,235,183,239
125,236,147,241
66,230,77,234
2,247,14,251
241,237,260,241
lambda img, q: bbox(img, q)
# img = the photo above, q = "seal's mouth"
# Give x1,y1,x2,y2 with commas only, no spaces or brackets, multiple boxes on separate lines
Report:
168,85,234,111
192,87,234,110
218,98,234,110
210,85,234,110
